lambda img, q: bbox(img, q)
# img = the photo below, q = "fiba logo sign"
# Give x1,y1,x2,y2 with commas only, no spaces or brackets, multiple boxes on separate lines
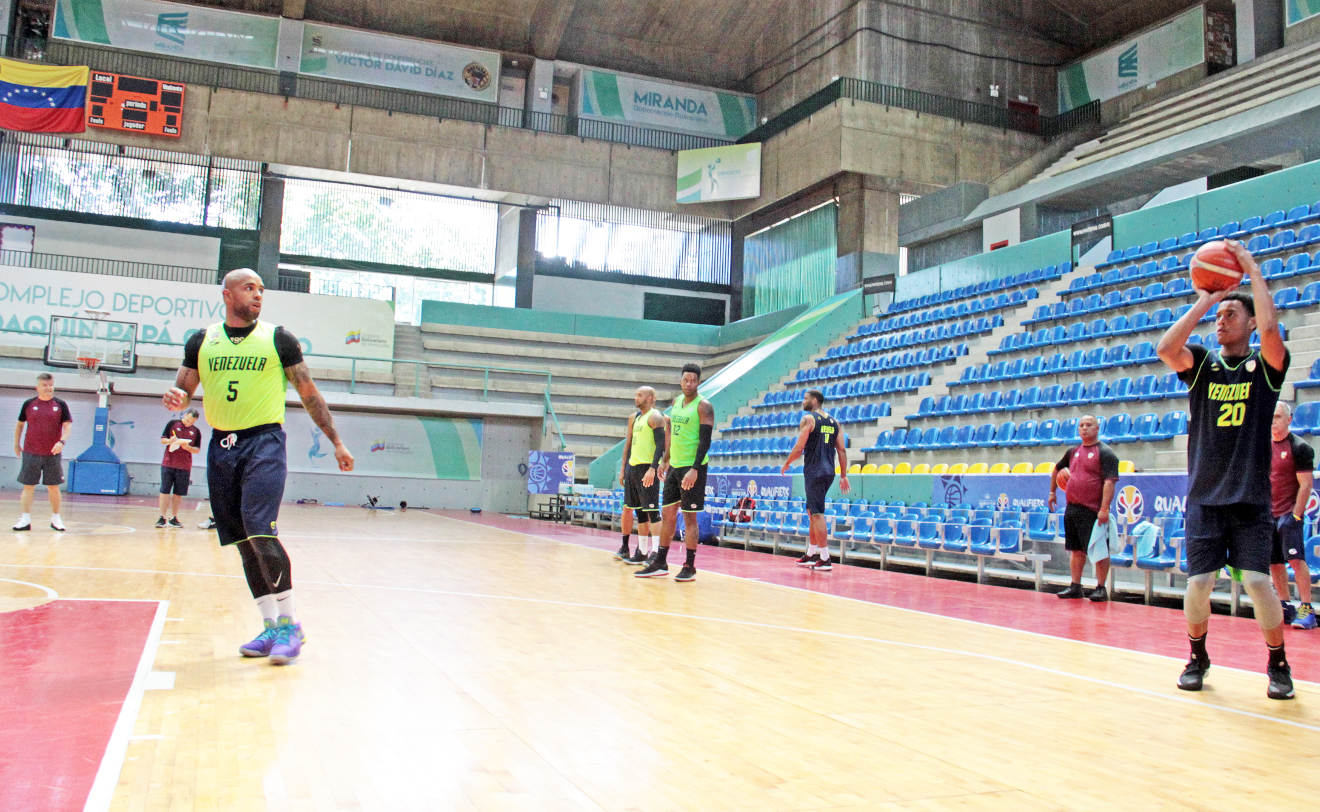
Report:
1116,485,1144,525
996,493,1009,511
746,480,758,497
560,459,574,479
1307,489,1319,517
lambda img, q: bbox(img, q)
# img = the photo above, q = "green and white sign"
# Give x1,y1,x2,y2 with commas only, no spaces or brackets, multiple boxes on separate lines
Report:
677,143,761,203
1287,0,1320,25
285,413,483,479
1058,6,1205,112
579,68,756,139
52,0,280,69
299,23,500,103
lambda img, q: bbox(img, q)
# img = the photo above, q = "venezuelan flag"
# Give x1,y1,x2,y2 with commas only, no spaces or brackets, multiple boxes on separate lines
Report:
0,58,88,133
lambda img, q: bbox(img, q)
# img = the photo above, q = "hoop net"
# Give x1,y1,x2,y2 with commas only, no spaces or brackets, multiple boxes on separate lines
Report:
76,356,101,377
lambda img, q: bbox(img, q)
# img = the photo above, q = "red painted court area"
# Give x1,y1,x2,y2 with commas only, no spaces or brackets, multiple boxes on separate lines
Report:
0,600,159,812
456,511,1320,682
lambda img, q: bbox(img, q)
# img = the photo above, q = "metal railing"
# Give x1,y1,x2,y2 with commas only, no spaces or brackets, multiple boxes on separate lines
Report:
740,78,1101,143
0,248,218,284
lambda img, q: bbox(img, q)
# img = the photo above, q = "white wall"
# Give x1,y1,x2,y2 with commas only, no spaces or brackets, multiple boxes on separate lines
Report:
982,208,1022,252
532,274,729,321
0,215,221,269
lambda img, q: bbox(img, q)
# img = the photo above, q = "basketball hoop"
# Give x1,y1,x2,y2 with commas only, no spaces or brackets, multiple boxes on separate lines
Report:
76,356,100,377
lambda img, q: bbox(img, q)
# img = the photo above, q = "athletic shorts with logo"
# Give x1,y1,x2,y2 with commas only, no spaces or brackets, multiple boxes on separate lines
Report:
663,464,707,512
207,426,287,547
1271,513,1305,565
1185,502,1273,577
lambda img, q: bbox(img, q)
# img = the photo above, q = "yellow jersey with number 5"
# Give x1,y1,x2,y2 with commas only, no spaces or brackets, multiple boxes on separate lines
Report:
197,322,287,431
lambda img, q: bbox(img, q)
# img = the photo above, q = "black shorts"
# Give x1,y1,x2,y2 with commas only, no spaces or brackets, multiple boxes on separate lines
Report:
663,464,707,512
1185,502,1273,577
1063,503,1098,553
159,465,192,496
805,473,834,515
1271,514,1306,565
18,452,62,486
623,464,660,510
206,426,287,547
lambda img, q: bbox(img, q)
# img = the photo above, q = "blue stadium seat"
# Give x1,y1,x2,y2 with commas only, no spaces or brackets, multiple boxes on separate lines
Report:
1293,402,1320,434
972,423,996,445
992,421,1017,447
1131,412,1158,441
1060,381,1085,405
1011,420,1038,447
1104,377,1133,402
1034,418,1059,446
1103,413,1133,443
1247,234,1271,253
997,520,1023,554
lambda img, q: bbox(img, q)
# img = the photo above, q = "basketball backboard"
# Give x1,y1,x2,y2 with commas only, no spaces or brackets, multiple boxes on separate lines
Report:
45,314,138,374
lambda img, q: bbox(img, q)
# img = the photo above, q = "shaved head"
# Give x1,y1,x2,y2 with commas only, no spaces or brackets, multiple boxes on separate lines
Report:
223,267,261,290
221,267,265,326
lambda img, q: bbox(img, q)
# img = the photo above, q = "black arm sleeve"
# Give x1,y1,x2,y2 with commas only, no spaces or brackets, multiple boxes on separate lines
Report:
274,326,305,368
182,330,205,369
694,423,713,465
1099,445,1120,480
651,425,665,466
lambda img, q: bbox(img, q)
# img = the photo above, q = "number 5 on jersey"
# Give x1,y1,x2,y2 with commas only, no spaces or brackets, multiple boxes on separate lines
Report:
227,380,239,402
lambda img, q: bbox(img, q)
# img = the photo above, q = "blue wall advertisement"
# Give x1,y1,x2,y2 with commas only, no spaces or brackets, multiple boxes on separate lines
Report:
527,451,574,494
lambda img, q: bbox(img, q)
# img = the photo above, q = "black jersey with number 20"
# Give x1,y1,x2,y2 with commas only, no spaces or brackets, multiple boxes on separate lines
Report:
1178,343,1288,506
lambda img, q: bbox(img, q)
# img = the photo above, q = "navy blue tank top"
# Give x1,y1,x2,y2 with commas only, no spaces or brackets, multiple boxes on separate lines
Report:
803,410,839,478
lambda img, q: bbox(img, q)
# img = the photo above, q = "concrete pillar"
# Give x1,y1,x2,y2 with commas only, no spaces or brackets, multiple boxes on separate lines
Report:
255,174,283,287
836,174,900,295
728,219,747,321
515,208,537,308
526,59,555,118
493,205,520,307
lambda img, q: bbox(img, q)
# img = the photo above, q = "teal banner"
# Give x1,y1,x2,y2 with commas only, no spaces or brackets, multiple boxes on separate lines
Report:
53,0,280,68
579,68,756,139
1287,0,1320,24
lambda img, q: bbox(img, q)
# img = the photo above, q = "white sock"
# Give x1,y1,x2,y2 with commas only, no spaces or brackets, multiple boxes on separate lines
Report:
274,589,295,622
638,535,649,554
51,513,62,525
256,594,277,623
819,547,830,562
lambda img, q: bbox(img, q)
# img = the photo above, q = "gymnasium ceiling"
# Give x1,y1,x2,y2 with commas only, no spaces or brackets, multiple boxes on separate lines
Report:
167,0,1205,91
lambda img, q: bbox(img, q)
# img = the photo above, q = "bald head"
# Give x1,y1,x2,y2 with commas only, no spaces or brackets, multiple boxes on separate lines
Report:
221,268,265,325
634,385,656,410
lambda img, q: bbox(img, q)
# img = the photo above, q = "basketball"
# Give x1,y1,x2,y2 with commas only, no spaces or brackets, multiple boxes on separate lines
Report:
1056,467,1070,492
1189,240,1244,292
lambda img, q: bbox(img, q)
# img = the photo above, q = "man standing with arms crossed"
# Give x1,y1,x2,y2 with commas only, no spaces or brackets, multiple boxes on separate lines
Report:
617,386,665,565
1048,415,1119,602
1269,402,1316,629
13,372,71,532
636,363,714,582
1156,241,1293,699
164,268,354,666
781,389,849,571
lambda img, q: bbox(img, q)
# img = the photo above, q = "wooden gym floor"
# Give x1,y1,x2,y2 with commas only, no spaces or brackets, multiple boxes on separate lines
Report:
1,493,1317,811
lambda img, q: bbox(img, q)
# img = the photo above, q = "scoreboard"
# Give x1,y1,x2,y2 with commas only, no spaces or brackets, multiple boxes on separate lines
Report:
87,71,185,138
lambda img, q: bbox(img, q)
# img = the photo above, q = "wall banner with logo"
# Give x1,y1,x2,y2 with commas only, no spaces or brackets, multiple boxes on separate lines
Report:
578,68,756,139
52,0,280,69
299,22,499,103
677,143,761,204
0,266,394,373
707,472,793,502
1057,6,1205,112
527,451,574,494
931,473,1188,528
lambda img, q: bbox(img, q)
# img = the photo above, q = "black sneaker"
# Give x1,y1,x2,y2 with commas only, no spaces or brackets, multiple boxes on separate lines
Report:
625,549,647,565
154,516,167,528
613,542,630,561
1268,663,1295,700
167,517,184,528
1056,584,1085,599
796,554,820,567
635,559,669,578
811,559,833,572
1282,601,1298,626
199,517,216,530
1087,585,1108,602
11,522,29,531
1177,657,1210,691
675,565,697,582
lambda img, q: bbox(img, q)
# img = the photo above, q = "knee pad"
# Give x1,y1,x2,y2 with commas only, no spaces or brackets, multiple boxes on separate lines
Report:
1242,570,1284,630
1184,573,1217,625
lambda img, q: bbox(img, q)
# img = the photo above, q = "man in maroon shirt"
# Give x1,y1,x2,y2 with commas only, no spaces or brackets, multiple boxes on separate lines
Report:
156,408,202,528
13,372,72,532
1048,414,1120,602
1269,402,1316,629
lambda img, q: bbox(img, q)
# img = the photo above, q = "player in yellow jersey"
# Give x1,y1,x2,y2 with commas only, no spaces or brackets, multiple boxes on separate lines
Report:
617,385,665,565
163,269,354,665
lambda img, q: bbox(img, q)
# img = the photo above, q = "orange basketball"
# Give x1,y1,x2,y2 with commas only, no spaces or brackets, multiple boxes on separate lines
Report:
1189,240,1243,292
1056,467,1070,492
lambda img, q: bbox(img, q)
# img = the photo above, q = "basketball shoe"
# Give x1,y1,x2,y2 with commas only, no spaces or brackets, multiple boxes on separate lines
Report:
1292,604,1316,629
795,553,818,567
269,616,305,665
239,619,279,657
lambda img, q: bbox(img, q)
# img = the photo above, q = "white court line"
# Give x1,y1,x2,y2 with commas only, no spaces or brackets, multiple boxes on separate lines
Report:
0,577,58,600
84,599,168,812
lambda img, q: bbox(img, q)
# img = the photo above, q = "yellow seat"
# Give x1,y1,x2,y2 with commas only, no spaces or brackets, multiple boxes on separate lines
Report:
861,463,879,473
989,462,1010,474
894,462,912,474
1011,462,1032,474
931,463,949,474
912,463,931,474
847,463,862,474
1034,461,1055,473
968,462,989,474
949,463,968,474
1118,459,1136,473
877,463,895,474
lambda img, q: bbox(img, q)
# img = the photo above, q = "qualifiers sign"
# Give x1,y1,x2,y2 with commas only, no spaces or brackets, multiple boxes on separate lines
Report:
87,71,184,137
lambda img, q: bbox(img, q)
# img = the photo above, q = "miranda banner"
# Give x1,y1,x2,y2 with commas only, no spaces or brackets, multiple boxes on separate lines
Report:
578,68,756,139
299,23,500,103
1057,6,1204,112
52,0,280,69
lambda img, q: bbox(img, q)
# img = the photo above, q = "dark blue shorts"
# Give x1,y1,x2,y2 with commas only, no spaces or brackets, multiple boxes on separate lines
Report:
805,473,834,515
1185,502,1273,577
206,426,287,547
159,465,192,495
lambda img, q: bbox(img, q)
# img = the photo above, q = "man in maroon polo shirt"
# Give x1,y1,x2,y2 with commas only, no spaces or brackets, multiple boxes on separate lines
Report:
1048,414,1120,602
13,372,72,532
156,408,202,529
